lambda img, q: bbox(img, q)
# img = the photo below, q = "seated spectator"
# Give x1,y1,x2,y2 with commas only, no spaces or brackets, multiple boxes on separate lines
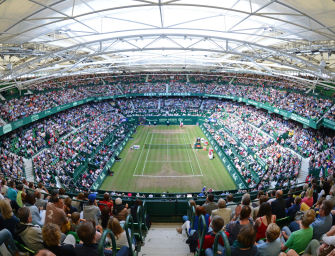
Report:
83,194,101,224
99,192,113,212
301,188,314,208
255,202,276,241
71,193,85,212
75,221,129,256
130,199,143,223
211,198,231,226
318,225,335,255
0,199,19,235
256,223,282,256
286,197,302,219
16,183,25,208
24,192,43,227
101,206,111,229
226,205,253,245
108,216,133,249
42,223,75,256
203,194,218,215
6,180,17,202
70,212,80,232
203,216,228,256
45,196,67,230
311,200,333,241
226,194,237,214
16,207,44,251
281,209,316,253
271,190,286,219
179,205,210,237
231,224,258,256
35,191,48,210
112,198,128,222
63,197,77,215
0,228,28,256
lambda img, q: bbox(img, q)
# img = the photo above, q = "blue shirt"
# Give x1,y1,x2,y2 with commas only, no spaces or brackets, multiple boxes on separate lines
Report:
311,214,333,240
257,238,281,256
6,187,17,201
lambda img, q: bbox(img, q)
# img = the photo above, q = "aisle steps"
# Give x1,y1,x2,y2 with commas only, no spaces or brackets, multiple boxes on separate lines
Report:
23,158,34,182
139,223,191,256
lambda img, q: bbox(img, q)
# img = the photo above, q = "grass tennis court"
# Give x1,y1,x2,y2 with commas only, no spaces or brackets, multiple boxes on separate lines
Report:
100,125,236,193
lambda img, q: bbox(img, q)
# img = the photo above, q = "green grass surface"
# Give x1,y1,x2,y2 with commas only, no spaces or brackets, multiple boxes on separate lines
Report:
100,125,236,193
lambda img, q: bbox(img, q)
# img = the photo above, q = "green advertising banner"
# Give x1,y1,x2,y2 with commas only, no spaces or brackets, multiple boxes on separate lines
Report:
323,118,335,130
200,124,248,190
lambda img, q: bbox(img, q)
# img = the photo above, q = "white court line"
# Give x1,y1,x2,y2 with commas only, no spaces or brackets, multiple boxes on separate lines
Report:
141,133,153,176
133,128,150,176
146,160,192,163
186,130,204,176
167,138,169,161
182,132,195,176
133,174,203,178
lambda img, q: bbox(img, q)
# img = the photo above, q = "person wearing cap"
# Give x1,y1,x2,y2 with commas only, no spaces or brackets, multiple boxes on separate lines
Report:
112,198,129,222
83,194,101,225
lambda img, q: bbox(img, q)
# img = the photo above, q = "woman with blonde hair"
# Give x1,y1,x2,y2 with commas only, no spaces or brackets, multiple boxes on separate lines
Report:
107,217,133,249
301,188,314,208
0,199,19,235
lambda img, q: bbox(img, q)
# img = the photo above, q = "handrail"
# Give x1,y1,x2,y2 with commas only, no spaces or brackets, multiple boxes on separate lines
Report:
196,214,207,256
98,229,117,256
213,231,231,256
124,215,137,256
136,205,144,242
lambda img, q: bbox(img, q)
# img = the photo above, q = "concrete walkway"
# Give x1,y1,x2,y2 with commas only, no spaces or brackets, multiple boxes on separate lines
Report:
139,223,192,256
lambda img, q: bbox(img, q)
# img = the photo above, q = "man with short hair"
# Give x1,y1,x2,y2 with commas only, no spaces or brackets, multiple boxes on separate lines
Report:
211,199,231,225
45,196,67,229
226,194,236,213
16,207,44,251
311,200,333,240
83,194,101,224
286,197,301,219
271,190,286,219
203,194,218,215
256,223,281,256
6,180,17,201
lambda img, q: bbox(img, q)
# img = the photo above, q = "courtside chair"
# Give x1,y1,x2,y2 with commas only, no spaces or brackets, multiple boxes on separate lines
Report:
213,231,231,256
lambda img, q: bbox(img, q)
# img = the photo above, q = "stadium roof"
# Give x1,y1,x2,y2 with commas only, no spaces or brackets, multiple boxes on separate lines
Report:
0,0,335,89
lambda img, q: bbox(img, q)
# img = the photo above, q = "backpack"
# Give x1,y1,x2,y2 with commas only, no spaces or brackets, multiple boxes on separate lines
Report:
186,231,199,253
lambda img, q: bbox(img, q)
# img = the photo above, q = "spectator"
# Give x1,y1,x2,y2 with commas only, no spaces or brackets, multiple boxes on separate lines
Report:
203,216,228,255
226,205,253,245
231,224,258,256
255,202,276,241
281,209,316,253
6,180,17,202
112,197,128,222
256,223,282,256
63,197,77,215
75,221,129,256
70,212,80,232
203,194,218,215
16,183,25,208
311,200,333,240
286,197,302,219
271,190,286,219
0,228,27,256
42,223,75,256
108,216,133,249
24,192,43,227
0,199,19,235
226,194,237,214
83,193,101,224
301,188,314,208
16,207,44,251
45,196,67,230
98,192,113,212
211,198,231,226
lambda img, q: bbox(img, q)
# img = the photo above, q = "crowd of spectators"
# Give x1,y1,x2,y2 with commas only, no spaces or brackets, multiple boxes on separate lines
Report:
1,73,333,123
180,181,335,256
0,180,134,255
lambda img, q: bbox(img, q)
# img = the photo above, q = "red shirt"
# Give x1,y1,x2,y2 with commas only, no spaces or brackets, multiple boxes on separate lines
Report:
198,231,229,249
98,200,113,212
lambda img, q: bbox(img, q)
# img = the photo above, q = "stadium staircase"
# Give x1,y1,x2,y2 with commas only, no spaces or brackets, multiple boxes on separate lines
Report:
139,223,191,256
0,93,5,101
23,158,34,182
298,157,310,183
0,117,6,126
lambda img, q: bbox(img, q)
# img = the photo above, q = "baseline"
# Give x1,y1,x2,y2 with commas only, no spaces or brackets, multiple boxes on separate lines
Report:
133,174,203,178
